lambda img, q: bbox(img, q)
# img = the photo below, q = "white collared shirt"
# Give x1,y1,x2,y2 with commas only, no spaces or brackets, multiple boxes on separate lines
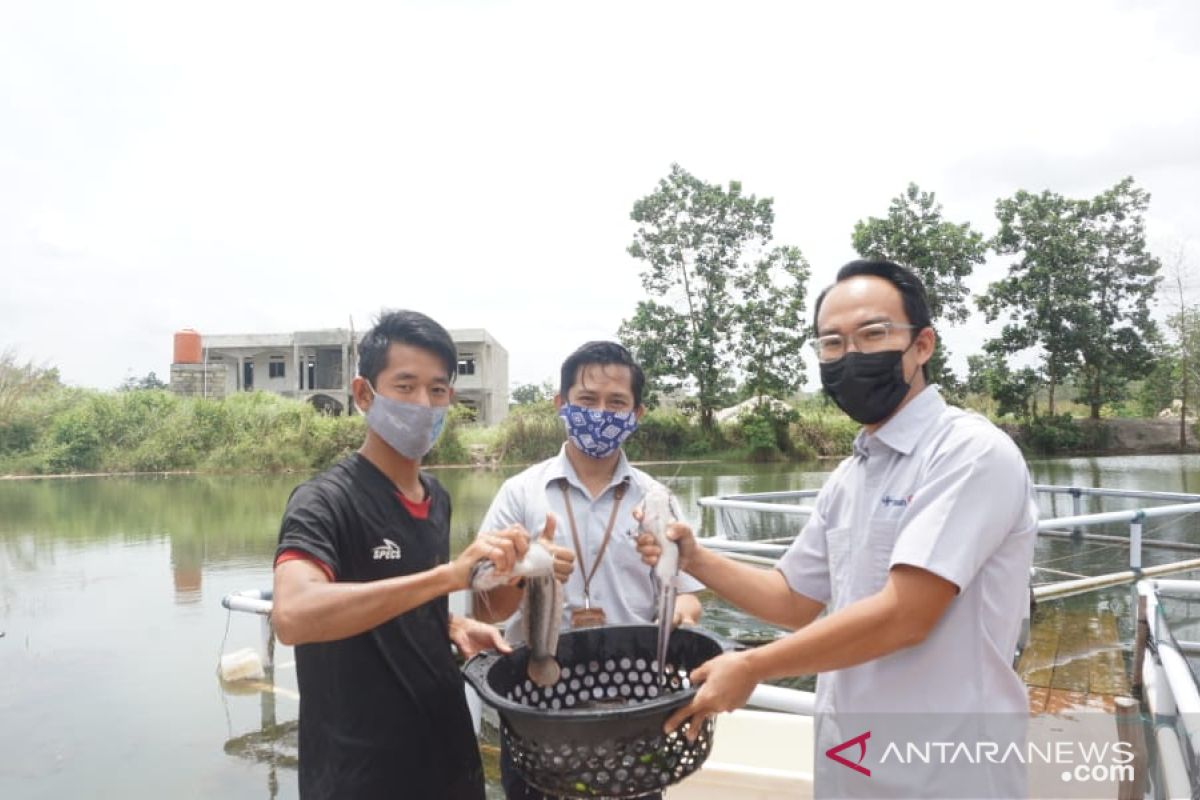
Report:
477,445,704,644
778,386,1038,717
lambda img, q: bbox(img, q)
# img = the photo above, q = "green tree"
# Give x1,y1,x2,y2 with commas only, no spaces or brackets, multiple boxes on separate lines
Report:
1135,345,1177,418
0,349,61,418
510,380,554,406
620,164,809,429
1166,306,1200,432
119,371,167,392
0,350,62,457
852,183,987,392
1156,243,1199,447
968,350,1041,420
617,301,690,409
732,245,810,402
978,177,1161,418
965,354,989,397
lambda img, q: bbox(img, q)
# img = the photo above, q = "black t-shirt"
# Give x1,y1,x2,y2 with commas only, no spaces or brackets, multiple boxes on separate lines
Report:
276,453,484,800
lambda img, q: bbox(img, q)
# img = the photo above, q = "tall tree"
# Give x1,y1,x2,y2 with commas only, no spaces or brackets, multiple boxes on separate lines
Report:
732,245,810,402
118,371,167,392
510,380,554,407
978,177,1161,418
620,164,809,429
852,183,987,392
1161,307,1200,445
967,350,1041,420
1157,242,1199,448
0,349,60,419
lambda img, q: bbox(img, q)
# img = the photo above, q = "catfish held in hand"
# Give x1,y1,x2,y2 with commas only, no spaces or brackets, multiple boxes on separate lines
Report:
470,515,565,688
637,482,683,683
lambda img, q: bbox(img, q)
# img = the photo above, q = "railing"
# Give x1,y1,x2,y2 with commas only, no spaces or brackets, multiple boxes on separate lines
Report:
699,484,1200,599
1138,579,1200,796
221,589,275,668
220,486,1200,728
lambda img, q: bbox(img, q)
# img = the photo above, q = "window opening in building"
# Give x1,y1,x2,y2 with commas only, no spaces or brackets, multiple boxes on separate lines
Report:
243,359,254,391
458,354,476,376
307,358,316,391
269,358,286,379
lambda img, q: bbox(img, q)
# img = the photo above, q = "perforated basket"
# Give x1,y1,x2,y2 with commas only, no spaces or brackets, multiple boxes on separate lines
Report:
462,624,733,799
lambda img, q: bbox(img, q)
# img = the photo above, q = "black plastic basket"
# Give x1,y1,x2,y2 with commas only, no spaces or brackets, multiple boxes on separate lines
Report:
462,624,733,799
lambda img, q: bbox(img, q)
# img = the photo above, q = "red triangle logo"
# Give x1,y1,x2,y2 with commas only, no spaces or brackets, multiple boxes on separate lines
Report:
826,730,871,777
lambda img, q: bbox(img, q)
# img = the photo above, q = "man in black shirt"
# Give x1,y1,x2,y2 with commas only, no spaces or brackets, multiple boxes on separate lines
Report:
273,310,532,799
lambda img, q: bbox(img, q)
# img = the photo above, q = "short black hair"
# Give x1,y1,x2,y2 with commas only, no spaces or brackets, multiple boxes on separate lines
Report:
813,259,933,379
357,310,458,386
560,341,645,407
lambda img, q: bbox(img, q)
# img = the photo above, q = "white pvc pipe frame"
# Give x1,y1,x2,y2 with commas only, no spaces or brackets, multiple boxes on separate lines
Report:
221,485,1200,723
220,590,821,716
1138,580,1200,795
698,485,1200,564
222,589,275,668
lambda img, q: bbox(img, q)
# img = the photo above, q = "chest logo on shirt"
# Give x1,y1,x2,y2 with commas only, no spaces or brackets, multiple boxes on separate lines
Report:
880,494,912,508
372,538,402,560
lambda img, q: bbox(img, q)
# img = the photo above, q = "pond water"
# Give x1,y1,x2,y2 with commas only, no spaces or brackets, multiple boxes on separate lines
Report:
4,454,1200,798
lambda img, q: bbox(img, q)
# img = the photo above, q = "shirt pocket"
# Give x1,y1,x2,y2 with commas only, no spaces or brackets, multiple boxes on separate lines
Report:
824,525,852,608
864,515,901,595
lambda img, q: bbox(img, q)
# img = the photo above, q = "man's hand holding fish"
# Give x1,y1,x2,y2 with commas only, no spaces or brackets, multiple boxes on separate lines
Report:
449,523,531,589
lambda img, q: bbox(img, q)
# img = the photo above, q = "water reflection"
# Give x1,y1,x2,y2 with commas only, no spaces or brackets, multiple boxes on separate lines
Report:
220,665,298,800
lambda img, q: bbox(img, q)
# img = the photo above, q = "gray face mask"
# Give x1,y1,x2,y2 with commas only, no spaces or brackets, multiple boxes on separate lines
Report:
361,381,447,460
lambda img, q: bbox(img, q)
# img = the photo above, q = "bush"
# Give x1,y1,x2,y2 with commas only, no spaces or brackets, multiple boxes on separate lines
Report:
305,411,365,469
0,413,40,455
740,412,782,461
494,401,563,465
0,385,368,475
1021,413,1111,455
1024,414,1085,454
789,412,858,458
723,401,800,462
624,409,703,461
46,393,118,471
426,404,474,466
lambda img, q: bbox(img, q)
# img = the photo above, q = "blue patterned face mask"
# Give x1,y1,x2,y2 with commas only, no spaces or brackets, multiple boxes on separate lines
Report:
559,404,638,459
362,382,447,460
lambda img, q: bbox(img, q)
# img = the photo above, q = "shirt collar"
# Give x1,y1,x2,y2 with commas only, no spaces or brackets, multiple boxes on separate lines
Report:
546,444,634,496
858,385,946,458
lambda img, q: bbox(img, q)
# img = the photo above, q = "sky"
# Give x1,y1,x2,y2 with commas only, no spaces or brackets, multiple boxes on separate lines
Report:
2,0,1199,394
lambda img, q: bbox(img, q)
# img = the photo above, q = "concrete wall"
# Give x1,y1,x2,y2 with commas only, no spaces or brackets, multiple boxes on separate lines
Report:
450,329,508,425
169,363,228,399
206,344,349,397
483,341,508,424
314,348,343,390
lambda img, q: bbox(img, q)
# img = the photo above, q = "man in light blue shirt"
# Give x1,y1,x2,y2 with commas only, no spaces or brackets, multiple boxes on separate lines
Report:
640,261,1038,798
474,341,704,800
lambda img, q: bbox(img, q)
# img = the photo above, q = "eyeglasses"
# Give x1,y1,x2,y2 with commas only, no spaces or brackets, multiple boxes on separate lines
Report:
811,321,919,363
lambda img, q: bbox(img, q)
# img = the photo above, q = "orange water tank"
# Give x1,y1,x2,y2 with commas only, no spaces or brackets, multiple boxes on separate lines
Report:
173,329,203,364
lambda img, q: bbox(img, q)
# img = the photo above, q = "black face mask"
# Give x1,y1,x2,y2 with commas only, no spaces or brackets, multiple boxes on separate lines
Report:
819,349,915,425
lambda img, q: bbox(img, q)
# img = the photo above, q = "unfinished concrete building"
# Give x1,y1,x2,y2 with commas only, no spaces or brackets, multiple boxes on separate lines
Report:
169,327,508,423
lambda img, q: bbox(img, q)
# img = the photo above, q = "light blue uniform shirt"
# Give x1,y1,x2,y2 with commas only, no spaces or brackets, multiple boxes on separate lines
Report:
477,445,704,644
777,387,1038,797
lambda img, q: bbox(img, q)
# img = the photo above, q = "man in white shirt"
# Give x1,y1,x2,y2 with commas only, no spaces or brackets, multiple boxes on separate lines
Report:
639,261,1038,798
474,340,705,800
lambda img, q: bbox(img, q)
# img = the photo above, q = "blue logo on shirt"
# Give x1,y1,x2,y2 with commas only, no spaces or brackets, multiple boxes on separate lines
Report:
880,495,912,508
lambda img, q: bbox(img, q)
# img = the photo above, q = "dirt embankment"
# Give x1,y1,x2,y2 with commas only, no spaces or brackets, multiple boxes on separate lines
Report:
1002,418,1200,456
1099,418,1198,454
